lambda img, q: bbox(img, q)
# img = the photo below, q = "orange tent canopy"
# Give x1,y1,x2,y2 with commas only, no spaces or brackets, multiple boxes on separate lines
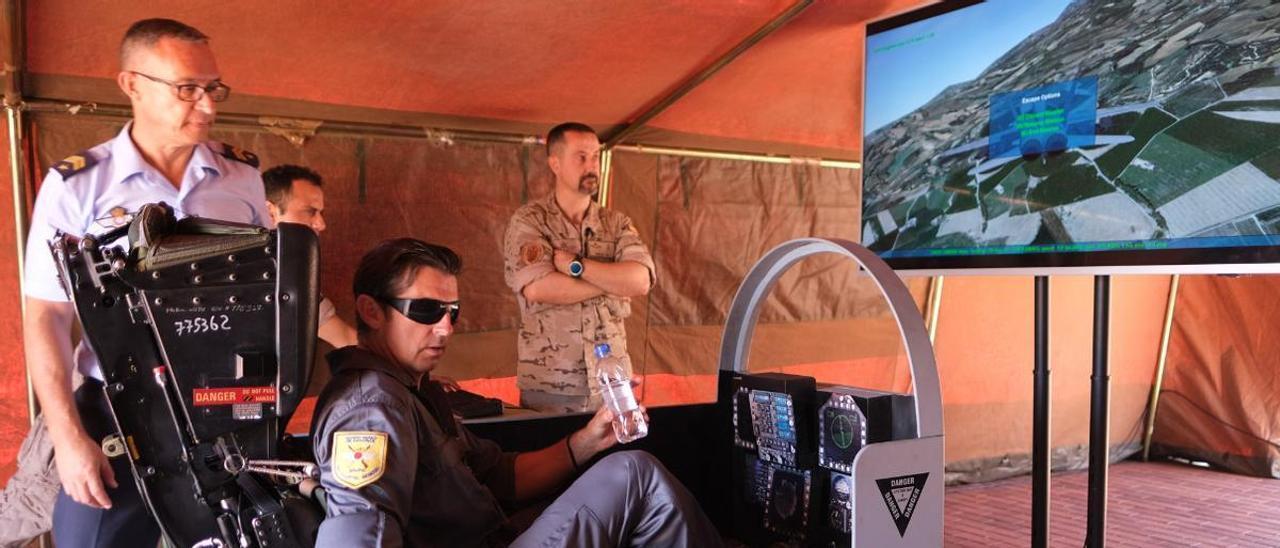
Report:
23,0,928,159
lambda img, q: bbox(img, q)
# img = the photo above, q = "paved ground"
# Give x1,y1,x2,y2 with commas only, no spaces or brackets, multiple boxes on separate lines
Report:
945,460,1280,547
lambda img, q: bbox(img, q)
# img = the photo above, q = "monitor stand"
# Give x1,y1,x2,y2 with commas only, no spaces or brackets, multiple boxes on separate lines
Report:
1031,275,1111,548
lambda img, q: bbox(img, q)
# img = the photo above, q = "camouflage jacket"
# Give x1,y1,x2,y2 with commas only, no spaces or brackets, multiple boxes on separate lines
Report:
502,194,655,396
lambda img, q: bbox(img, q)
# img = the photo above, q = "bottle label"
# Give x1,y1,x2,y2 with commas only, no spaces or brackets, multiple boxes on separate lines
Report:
609,380,638,412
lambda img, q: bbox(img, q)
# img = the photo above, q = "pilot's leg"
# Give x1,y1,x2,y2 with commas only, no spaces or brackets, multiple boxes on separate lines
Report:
50,380,160,548
511,451,722,548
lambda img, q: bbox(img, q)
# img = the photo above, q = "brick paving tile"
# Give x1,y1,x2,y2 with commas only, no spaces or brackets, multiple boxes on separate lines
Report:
945,461,1280,547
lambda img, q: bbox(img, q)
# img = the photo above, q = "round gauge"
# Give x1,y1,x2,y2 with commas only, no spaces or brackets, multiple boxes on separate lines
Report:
833,474,852,498
831,413,857,449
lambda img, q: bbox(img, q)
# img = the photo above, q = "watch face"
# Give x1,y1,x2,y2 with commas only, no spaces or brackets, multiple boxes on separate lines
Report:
569,261,583,277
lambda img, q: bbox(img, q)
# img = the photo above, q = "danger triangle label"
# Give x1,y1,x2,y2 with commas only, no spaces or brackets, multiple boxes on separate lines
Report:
875,472,929,537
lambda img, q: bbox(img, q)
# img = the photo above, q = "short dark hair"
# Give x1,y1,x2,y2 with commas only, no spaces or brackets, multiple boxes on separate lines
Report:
353,239,462,333
546,122,597,156
120,19,210,67
263,164,323,211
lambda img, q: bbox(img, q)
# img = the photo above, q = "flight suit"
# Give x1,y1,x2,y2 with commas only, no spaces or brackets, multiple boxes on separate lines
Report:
312,346,721,548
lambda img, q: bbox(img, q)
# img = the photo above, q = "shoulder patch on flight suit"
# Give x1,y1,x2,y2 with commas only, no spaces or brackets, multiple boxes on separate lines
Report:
332,431,388,489
218,143,260,168
52,150,98,179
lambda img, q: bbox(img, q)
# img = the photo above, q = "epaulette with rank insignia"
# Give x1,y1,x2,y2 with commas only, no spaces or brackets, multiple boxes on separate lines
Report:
52,150,98,180
218,142,260,168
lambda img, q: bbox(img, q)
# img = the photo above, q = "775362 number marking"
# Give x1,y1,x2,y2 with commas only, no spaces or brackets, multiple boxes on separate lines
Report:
173,314,231,336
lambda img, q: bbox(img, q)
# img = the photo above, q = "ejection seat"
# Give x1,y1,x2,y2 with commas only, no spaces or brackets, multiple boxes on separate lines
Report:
51,202,323,548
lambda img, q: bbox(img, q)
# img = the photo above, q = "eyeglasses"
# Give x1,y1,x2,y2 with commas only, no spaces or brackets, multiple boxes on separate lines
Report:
129,71,232,102
378,297,460,325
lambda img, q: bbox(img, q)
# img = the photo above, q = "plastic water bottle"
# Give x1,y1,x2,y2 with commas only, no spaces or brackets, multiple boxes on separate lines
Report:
595,343,648,443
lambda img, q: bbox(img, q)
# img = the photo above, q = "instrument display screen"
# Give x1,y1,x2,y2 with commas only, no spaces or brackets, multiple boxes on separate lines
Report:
750,390,799,465
764,464,811,538
751,390,796,443
818,394,868,473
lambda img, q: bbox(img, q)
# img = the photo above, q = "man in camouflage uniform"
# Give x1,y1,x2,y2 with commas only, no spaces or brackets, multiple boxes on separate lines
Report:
503,122,655,413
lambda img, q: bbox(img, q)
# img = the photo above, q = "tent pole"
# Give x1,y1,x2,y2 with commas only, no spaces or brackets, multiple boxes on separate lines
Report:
3,0,37,433
924,275,944,343
1,2,45,546
26,99,864,171
601,0,815,149
597,148,613,208
1141,273,1180,460
5,105,31,420
23,99,542,146
612,143,859,170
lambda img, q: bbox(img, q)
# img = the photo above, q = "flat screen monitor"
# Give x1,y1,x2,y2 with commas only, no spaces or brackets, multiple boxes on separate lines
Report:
862,0,1280,274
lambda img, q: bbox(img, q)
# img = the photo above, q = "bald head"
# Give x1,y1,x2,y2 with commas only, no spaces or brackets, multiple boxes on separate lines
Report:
119,18,209,69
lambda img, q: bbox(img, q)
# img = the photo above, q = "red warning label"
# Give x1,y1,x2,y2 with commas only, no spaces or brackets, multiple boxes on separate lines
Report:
193,386,276,406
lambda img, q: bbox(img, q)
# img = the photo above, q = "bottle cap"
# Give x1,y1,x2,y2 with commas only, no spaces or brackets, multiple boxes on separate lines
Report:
593,343,611,359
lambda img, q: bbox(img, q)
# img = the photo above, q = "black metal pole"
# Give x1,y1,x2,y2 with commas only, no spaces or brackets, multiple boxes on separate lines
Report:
1086,275,1112,547
1032,276,1050,548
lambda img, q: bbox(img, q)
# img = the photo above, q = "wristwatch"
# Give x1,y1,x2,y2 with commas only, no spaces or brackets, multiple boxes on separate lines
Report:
569,255,585,278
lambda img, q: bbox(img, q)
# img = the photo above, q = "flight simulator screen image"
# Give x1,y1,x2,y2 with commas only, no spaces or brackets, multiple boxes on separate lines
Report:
862,0,1280,267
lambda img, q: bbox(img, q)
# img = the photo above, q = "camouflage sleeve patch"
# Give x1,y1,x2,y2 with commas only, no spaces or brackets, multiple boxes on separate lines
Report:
519,242,544,266
52,150,98,180
503,209,556,294
218,142,260,168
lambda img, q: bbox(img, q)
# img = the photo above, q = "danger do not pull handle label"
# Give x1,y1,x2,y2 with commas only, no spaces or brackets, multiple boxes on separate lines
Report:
193,386,276,406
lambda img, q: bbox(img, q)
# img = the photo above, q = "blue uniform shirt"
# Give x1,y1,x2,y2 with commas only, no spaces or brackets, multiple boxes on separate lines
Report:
23,123,268,379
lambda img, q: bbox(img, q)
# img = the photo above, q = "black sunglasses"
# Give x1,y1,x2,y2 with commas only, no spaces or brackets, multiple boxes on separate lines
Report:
378,297,460,325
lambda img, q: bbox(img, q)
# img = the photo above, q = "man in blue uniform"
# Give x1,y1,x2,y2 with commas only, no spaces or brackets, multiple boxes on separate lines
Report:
313,239,720,547
21,18,267,547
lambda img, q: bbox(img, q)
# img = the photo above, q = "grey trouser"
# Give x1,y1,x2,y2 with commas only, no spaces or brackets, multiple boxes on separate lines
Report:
0,413,58,548
511,451,722,548
519,390,602,414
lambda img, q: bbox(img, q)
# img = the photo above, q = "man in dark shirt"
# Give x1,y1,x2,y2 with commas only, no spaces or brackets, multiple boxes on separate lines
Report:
312,238,719,547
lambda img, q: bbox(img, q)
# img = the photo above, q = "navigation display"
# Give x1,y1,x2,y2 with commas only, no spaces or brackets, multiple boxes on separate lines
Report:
862,0,1280,272
818,395,868,473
